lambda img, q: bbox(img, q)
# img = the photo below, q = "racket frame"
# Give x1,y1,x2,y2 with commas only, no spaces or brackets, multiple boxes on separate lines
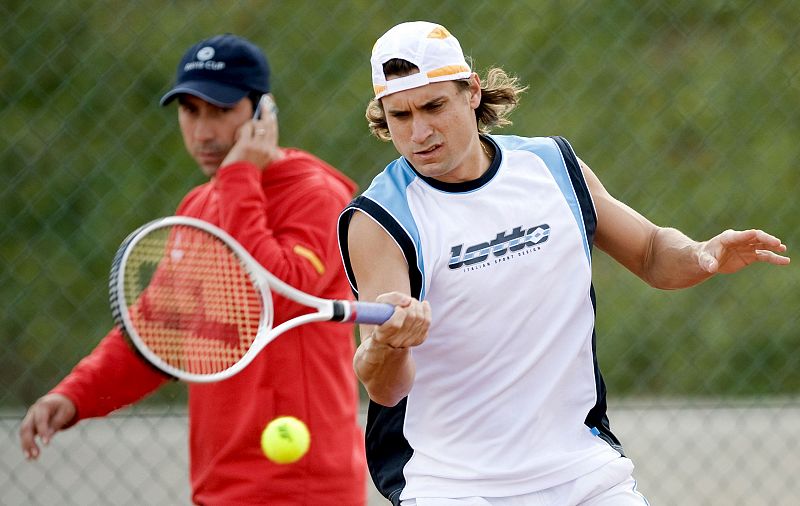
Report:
110,216,361,382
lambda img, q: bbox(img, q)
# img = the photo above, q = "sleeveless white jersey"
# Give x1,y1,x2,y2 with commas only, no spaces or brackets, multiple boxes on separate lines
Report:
338,135,623,504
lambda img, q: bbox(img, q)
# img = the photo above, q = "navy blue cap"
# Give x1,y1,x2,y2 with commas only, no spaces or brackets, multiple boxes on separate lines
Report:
160,34,270,107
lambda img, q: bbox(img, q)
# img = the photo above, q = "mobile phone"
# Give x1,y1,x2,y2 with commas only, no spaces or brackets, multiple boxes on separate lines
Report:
253,94,278,120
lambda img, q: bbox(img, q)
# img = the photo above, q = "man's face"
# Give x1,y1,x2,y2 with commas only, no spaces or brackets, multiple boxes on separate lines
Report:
381,76,481,182
177,94,252,177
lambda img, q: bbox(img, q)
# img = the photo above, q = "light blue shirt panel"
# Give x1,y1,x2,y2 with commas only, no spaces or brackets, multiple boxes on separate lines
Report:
493,135,591,263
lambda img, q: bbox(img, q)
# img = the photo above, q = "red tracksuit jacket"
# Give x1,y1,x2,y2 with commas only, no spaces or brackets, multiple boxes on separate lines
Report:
52,149,366,505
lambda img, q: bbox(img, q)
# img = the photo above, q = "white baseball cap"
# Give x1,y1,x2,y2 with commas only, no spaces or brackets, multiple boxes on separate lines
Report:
371,21,472,100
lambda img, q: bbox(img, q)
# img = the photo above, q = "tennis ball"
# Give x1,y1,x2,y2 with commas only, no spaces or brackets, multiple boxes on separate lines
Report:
260,416,310,464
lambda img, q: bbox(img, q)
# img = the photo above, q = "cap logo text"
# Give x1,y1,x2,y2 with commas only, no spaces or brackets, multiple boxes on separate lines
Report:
183,46,226,72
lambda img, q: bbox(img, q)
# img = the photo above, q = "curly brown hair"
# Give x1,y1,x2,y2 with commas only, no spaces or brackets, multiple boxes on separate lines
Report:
366,59,527,141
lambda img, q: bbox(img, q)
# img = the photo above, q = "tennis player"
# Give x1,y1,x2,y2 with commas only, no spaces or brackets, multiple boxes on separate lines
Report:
338,21,790,506
20,34,367,505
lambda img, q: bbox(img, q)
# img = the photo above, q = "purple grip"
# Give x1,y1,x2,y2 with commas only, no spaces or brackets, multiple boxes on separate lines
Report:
351,301,394,324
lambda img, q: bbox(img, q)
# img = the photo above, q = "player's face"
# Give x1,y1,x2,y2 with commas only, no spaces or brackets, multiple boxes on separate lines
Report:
382,75,483,183
178,95,252,177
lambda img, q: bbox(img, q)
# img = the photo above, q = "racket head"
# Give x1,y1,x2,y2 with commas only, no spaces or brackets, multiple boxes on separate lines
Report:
109,217,273,382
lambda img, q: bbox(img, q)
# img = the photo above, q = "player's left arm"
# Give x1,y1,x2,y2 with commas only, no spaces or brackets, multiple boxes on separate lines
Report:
581,159,790,289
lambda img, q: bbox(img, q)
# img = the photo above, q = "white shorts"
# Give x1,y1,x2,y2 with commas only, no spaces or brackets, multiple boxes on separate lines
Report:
400,457,649,506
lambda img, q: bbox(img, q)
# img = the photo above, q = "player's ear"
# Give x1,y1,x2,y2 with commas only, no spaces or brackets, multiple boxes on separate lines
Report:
467,73,481,109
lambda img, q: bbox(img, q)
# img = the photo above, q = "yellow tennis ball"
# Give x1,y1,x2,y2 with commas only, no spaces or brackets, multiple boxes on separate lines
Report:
260,416,310,464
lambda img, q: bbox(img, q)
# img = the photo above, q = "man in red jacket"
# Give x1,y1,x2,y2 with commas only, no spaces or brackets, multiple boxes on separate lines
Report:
19,34,367,505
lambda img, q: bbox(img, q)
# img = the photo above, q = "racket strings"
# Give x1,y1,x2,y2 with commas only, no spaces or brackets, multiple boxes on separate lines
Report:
124,225,264,375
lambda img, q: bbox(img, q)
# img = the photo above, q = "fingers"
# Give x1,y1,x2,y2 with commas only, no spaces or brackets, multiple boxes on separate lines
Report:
19,403,54,460
252,117,277,148
19,394,76,460
722,229,787,252
372,292,431,349
750,230,789,260
252,117,275,139
391,298,430,346
705,228,790,274
19,409,41,460
375,291,413,307
748,229,786,251
754,249,791,265
255,94,278,119
730,229,790,259
252,95,277,141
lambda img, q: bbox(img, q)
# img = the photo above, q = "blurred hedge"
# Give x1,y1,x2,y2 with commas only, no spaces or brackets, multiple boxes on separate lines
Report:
2,0,798,407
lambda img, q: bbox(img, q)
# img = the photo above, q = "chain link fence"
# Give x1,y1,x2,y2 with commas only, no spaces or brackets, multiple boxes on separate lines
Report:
2,1,798,504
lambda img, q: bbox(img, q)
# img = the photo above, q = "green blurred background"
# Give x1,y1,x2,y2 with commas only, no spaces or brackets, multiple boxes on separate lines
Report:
2,0,797,408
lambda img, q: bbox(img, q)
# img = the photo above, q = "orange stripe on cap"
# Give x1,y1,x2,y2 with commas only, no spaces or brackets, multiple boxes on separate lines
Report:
293,245,326,275
427,65,470,78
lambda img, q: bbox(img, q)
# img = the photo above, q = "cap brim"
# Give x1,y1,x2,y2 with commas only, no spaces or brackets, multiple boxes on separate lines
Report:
159,80,250,107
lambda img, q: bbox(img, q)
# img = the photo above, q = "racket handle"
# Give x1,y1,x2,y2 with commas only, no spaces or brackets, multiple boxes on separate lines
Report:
349,301,395,325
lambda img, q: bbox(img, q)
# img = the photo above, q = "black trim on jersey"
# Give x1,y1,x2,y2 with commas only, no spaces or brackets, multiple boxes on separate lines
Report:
365,398,413,505
551,135,597,241
409,134,502,193
551,135,625,456
337,196,424,300
337,206,360,295
587,287,625,456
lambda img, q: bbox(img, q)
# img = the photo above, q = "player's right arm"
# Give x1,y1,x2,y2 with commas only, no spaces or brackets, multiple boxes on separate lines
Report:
347,211,431,407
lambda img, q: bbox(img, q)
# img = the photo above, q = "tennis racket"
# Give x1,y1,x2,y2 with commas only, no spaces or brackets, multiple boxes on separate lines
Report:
108,216,393,382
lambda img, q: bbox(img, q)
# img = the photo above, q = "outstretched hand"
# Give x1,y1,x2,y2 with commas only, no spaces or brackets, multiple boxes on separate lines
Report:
699,229,790,274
